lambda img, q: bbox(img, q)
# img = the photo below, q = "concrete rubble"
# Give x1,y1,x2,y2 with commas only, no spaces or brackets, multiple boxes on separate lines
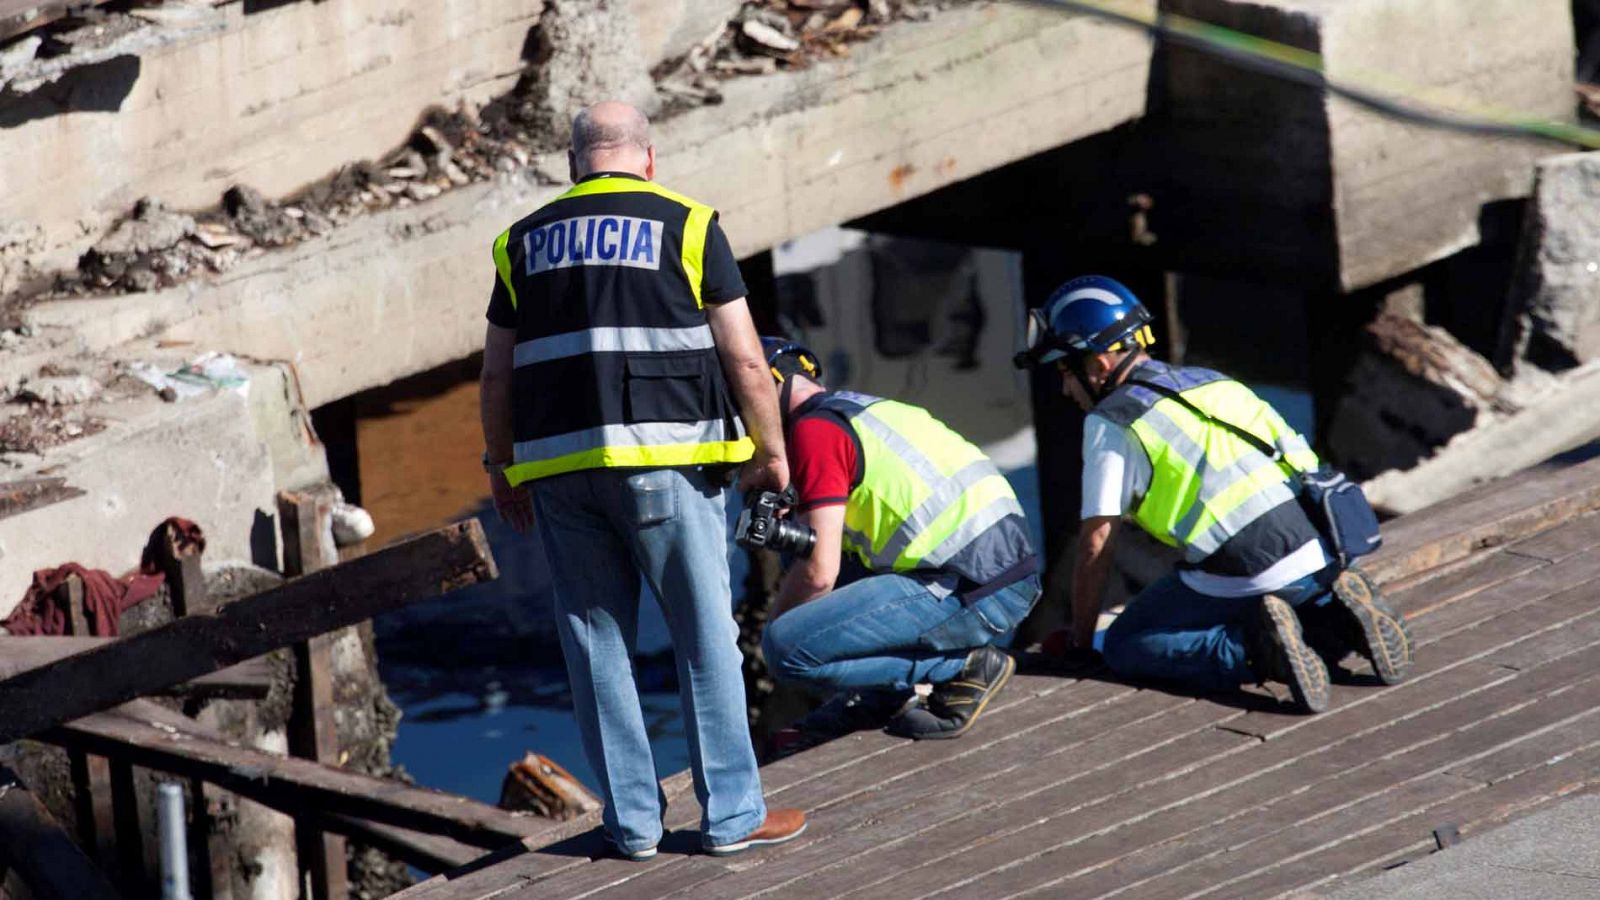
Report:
1505,151,1600,372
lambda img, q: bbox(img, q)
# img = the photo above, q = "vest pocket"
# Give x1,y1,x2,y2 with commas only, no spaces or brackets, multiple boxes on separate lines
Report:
623,353,709,424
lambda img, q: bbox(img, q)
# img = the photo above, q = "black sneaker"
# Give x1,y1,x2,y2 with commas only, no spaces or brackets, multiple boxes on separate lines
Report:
887,646,1015,740
1327,568,1413,685
1248,595,1331,714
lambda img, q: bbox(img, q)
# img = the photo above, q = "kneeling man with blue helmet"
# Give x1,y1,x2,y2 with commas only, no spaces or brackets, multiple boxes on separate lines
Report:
1015,275,1411,713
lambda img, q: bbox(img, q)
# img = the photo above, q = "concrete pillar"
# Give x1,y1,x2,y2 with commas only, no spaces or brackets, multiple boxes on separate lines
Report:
1152,0,1574,293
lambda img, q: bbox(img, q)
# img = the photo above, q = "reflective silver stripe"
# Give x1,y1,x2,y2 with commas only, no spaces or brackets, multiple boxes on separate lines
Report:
923,496,1027,567
853,409,946,485
1181,480,1297,563
871,460,1005,569
1171,451,1288,547
1138,405,1209,473
514,419,729,462
1277,433,1311,458
843,526,875,557
513,325,715,367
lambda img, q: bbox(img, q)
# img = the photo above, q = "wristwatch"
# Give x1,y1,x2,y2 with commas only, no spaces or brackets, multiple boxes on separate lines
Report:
481,452,510,473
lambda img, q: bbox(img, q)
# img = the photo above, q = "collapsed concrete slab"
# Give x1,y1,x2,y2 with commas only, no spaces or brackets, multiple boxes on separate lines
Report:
0,359,328,609
19,2,1155,409
1506,151,1600,371
1154,0,1575,292
0,0,745,296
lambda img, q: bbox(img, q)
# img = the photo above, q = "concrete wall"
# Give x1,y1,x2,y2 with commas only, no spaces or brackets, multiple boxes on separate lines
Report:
20,2,1155,410
0,389,277,611
1155,0,1574,292
0,0,545,292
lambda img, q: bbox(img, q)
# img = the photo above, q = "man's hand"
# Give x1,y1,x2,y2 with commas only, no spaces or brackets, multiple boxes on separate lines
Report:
739,448,789,494
489,469,534,533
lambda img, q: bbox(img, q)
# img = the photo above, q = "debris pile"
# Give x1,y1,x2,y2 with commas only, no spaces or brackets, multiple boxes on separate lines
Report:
656,0,956,104
42,0,956,299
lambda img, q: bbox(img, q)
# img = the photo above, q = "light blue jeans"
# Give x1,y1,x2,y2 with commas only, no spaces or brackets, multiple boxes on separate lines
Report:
763,573,1041,693
530,466,765,853
1101,565,1339,692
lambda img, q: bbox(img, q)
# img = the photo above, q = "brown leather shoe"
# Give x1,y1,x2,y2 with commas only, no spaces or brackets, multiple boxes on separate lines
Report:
703,807,807,856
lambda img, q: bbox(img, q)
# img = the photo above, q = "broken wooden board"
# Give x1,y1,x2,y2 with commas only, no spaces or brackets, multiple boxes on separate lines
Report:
0,636,271,699
0,519,495,744
0,764,119,900
1362,453,1600,585
43,699,554,852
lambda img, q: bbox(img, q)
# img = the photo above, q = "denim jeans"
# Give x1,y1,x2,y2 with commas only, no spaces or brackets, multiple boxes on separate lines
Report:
763,573,1041,694
530,466,765,853
1101,565,1339,692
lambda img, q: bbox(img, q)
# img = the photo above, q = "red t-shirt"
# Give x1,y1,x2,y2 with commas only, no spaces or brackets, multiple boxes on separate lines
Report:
789,414,859,512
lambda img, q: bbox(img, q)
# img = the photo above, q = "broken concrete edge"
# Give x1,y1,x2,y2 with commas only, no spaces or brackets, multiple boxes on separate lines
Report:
0,349,336,614
14,2,1153,412
1363,360,1600,517
0,0,948,305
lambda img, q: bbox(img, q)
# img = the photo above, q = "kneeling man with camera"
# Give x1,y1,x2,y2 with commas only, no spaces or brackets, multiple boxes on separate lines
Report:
750,339,1040,745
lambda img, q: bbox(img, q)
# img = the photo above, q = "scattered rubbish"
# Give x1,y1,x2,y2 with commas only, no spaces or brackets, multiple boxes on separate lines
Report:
127,353,250,401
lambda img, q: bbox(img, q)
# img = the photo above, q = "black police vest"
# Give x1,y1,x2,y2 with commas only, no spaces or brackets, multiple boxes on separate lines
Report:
491,174,751,485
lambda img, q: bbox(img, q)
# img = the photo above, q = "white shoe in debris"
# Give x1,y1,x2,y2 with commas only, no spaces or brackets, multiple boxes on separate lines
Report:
330,501,375,546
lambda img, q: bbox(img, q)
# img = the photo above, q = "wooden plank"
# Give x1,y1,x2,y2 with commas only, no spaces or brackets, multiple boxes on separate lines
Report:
1361,454,1600,585
560,687,1178,900
1226,564,1600,743
0,519,495,744
1191,739,1600,899
0,765,120,900
316,814,485,873
147,524,234,900
793,581,1600,900
1385,549,1546,619
986,642,1600,899
816,711,1257,900
0,638,272,700
42,699,549,851
279,488,349,900
1502,508,1600,563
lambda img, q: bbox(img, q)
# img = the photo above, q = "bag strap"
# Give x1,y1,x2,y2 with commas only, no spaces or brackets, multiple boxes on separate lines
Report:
1126,378,1302,476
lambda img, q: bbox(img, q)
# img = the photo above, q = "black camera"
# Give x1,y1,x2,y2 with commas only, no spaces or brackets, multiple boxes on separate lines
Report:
734,486,816,558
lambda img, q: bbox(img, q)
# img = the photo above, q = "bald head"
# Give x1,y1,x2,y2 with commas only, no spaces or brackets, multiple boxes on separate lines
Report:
569,102,655,181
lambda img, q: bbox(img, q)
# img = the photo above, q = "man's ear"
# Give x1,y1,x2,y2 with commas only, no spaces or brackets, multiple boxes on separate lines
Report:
644,144,657,181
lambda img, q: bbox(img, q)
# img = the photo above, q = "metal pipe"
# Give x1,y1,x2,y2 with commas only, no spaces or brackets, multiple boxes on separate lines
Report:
157,782,192,900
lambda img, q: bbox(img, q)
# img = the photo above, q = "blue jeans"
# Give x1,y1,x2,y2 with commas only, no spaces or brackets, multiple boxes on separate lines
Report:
1101,566,1339,692
763,573,1040,694
530,466,765,853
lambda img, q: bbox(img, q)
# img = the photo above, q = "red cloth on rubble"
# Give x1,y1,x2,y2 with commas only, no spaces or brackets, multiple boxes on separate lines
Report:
1,517,205,637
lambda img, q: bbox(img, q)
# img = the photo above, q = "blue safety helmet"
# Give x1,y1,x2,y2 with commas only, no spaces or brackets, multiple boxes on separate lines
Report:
761,337,823,384
1013,275,1154,370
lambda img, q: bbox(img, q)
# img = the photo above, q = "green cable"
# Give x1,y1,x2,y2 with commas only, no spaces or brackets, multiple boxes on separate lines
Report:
1014,0,1600,151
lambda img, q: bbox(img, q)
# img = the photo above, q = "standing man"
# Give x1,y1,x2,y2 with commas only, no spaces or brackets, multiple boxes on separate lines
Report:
479,102,805,859
757,339,1040,744
1014,275,1411,714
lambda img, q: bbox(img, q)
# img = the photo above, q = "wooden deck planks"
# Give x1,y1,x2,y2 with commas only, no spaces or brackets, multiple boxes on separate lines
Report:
405,463,1600,900
980,643,1600,899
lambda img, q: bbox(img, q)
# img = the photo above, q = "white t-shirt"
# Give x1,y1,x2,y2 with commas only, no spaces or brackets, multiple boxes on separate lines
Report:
1081,412,1330,598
